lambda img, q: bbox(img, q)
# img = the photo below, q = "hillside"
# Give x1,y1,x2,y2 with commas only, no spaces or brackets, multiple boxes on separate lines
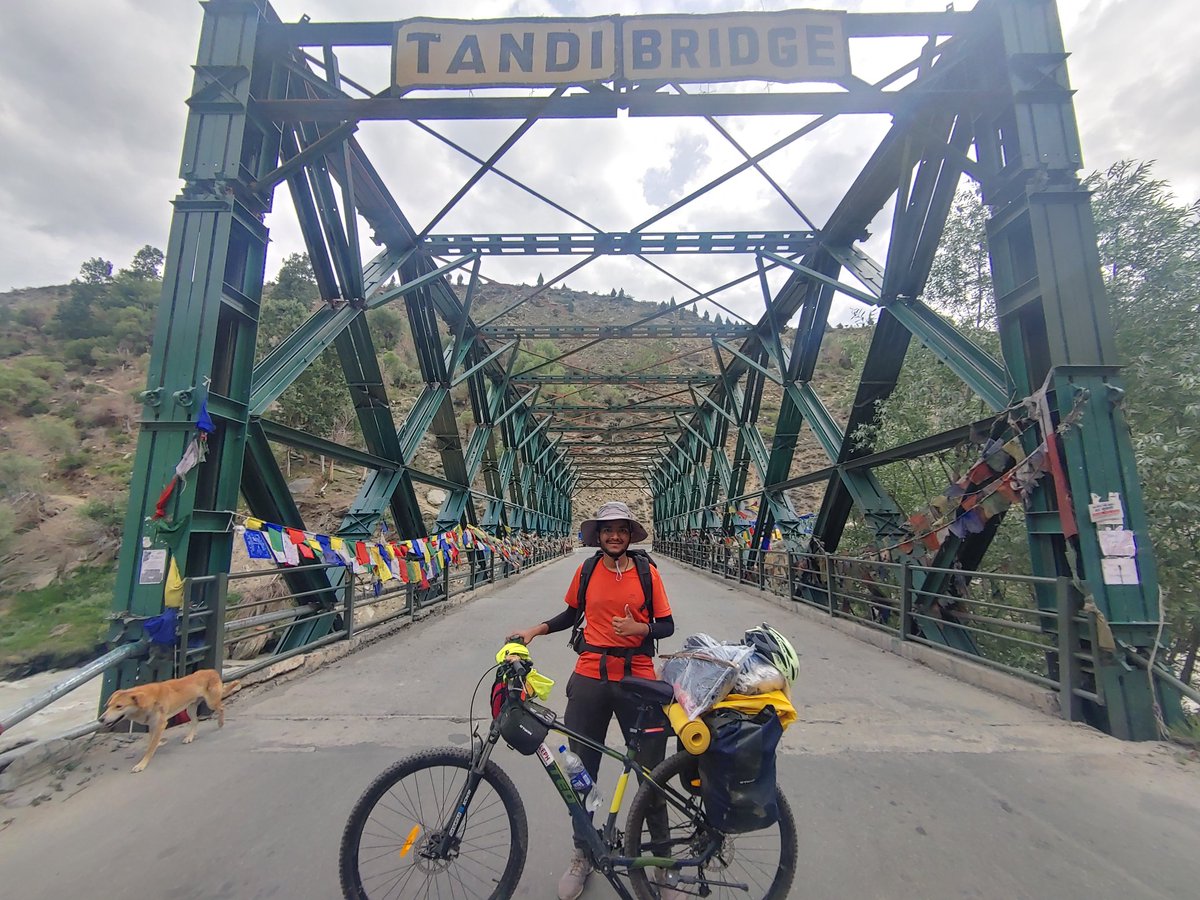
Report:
0,263,864,675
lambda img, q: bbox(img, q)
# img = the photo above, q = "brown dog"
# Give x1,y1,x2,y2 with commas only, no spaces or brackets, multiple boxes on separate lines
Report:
99,669,240,773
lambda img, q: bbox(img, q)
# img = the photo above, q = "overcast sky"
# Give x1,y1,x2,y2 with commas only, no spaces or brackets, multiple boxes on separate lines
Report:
1,0,1196,328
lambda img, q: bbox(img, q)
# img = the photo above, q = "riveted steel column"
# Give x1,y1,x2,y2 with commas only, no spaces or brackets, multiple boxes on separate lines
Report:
975,0,1175,738
109,0,280,697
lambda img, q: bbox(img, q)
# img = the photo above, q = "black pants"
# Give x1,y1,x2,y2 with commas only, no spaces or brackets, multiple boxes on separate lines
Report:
564,671,669,849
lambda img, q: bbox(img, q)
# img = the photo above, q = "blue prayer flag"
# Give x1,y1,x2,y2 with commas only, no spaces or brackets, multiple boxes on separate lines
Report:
243,528,273,560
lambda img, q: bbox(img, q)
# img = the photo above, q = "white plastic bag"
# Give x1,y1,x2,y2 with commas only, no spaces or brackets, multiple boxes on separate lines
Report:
730,654,787,696
661,633,753,719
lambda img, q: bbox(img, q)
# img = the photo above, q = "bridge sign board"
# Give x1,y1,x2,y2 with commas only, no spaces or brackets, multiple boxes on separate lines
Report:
393,11,849,91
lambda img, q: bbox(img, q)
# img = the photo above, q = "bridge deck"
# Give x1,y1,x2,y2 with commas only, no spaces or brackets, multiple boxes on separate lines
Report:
2,552,1197,899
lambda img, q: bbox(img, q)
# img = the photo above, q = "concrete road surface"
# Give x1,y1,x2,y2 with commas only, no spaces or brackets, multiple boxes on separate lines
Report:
2,551,1198,899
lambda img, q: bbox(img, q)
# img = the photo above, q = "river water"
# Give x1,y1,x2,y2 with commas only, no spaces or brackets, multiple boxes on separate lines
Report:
0,668,98,752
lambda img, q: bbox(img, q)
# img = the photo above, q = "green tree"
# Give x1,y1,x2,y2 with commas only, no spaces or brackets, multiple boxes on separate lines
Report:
867,163,1200,680
52,252,161,361
260,254,352,437
78,257,114,285
1087,161,1200,678
513,339,564,378
367,307,405,350
923,183,993,327
120,245,164,280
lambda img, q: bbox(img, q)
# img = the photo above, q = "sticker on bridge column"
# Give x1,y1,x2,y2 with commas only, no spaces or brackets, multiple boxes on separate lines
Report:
1087,492,1125,526
138,548,167,584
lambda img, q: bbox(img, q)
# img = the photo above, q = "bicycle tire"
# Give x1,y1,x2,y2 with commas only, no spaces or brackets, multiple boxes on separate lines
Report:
339,746,529,899
623,749,797,900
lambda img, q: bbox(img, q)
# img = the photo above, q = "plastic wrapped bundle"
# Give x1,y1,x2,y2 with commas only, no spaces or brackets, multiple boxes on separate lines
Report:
661,633,753,719
731,654,787,696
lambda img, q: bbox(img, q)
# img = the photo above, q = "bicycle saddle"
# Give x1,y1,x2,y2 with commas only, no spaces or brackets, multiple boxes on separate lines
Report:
619,676,675,705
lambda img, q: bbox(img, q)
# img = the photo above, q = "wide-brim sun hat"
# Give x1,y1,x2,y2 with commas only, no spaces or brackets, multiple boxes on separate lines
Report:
580,500,649,547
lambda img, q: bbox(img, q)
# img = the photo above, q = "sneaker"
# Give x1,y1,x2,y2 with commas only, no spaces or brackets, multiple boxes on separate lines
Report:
653,868,686,899
557,849,593,900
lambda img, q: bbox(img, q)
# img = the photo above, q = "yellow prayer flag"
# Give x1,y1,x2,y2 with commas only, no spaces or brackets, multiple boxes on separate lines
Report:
164,557,185,609
369,546,393,581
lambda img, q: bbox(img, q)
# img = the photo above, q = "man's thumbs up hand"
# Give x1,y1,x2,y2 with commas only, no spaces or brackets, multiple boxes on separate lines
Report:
612,604,642,638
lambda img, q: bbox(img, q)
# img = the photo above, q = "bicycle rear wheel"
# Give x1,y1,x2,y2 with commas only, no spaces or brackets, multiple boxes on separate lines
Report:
624,750,797,900
339,746,528,899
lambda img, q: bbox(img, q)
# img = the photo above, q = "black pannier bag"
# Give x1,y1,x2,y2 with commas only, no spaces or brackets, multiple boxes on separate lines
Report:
697,706,783,833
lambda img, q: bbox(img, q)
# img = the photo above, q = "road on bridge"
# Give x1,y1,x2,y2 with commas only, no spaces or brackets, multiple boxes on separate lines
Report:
2,551,1198,899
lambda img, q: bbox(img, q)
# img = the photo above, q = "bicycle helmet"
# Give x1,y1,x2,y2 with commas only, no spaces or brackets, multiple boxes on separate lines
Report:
743,623,799,684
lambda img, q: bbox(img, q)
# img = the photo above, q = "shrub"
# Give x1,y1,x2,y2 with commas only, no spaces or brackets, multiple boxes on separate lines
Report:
55,450,90,475
62,338,101,370
0,367,52,416
31,416,78,454
0,503,14,557
0,453,42,499
80,496,126,533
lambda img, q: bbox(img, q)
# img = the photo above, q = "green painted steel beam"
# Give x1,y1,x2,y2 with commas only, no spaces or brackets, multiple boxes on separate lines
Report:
713,339,782,386
450,339,517,387
537,404,698,414
365,255,478,310
249,121,358,193
253,90,940,124
258,418,396,471
424,231,815,256
269,13,970,48
889,300,1009,410
487,324,754,340
513,374,718,384
760,251,877,304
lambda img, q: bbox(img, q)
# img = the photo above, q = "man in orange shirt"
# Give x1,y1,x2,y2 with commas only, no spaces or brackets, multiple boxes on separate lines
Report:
512,500,676,900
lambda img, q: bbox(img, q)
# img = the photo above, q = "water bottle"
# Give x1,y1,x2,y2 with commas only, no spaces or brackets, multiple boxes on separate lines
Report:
559,745,605,816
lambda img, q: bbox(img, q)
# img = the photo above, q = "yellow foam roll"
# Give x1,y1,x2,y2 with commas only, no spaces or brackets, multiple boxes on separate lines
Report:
665,703,711,755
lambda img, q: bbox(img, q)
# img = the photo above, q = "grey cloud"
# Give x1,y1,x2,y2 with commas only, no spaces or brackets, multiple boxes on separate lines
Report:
1067,0,1200,202
642,133,712,207
2,0,1196,299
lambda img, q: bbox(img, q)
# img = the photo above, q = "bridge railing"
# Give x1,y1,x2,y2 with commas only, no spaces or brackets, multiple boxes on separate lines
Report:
182,544,565,680
0,543,567,744
656,539,1102,721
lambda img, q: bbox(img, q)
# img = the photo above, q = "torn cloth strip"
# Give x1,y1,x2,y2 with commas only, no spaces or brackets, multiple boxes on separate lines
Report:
153,476,178,520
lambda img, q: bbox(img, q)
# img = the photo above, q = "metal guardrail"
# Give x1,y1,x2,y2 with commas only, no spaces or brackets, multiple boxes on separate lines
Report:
178,544,566,680
0,642,145,739
655,539,1107,723
0,543,569,742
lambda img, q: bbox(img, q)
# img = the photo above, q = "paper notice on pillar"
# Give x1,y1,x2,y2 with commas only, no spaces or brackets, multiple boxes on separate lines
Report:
139,548,168,584
1097,528,1137,558
1101,557,1139,585
1088,492,1125,526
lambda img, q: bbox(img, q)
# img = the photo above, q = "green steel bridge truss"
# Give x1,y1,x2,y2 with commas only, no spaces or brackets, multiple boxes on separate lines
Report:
111,0,1177,738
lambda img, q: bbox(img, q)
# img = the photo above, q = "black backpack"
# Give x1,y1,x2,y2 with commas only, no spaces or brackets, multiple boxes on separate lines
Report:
569,549,658,679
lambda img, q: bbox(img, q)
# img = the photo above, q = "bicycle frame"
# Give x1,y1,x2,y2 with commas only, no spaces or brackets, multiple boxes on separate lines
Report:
444,693,732,899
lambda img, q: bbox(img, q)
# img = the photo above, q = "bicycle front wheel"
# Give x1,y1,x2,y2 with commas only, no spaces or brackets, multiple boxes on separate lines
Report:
624,749,797,900
339,746,529,899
